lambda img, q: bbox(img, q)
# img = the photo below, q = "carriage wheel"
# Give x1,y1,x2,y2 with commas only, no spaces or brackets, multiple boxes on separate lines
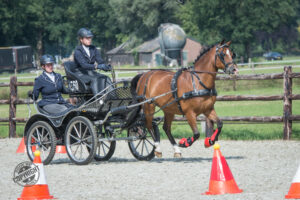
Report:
93,126,116,161
127,123,158,161
26,121,57,165
65,116,97,165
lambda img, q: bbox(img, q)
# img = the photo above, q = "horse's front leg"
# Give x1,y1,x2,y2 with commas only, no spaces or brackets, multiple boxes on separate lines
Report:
178,111,200,148
204,109,223,148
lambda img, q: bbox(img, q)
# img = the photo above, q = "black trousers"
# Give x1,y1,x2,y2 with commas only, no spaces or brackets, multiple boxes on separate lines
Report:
79,71,112,95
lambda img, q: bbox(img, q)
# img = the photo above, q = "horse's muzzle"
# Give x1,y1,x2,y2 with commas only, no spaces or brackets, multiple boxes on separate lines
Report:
225,64,238,75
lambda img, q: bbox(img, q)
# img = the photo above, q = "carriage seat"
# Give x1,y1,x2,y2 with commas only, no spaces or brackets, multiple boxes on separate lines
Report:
36,104,74,117
63,61,92,94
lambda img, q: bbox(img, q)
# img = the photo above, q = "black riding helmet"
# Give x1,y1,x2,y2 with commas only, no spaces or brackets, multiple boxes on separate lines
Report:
77,28,94,38
40,54,55,65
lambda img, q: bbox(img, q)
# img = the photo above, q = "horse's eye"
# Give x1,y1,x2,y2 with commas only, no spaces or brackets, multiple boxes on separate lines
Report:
232,52,236,59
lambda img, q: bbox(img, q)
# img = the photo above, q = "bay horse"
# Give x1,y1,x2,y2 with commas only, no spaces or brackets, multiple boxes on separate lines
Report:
131,40,237,157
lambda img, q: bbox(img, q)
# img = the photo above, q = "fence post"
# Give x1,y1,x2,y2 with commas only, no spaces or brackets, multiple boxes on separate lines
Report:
232,75,237,91
248,58,251,68
283,66,292,140
13,48,19,75
9,76,17,138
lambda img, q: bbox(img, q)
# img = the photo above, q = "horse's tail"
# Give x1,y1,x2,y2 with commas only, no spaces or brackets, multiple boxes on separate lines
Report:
130,73,144,99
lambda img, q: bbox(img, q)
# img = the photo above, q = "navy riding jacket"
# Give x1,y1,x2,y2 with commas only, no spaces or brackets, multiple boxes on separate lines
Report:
74,45,105,74
33,71,69,107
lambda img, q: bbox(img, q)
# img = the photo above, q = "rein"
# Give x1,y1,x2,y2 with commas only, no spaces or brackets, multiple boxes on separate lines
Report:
192,70,225,74
186,64,225,75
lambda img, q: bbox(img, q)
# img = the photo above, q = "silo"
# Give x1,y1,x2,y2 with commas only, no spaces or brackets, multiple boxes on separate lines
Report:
158,23,187,66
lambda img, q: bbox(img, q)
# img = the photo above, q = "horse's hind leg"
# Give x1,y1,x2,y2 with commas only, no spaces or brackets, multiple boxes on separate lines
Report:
178,111,200,148
205,117,214,138
204,109,223,148
163,112,181,158
144,103,162,158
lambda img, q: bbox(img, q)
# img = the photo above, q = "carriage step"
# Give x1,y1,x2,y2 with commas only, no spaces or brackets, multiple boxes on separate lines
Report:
98,136,138,142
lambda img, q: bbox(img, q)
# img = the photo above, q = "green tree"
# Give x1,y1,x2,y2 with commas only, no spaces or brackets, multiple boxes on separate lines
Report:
66,0,120,52
0,0,119,58
177,0,299,59
109,0,180,47
0,0,27,45
21,0,74,58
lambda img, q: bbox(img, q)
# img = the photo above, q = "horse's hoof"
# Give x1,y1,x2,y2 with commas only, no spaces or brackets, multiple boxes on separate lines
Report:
155,151,162,158
204,137,214,148
174,153,182,158
179,137,194,148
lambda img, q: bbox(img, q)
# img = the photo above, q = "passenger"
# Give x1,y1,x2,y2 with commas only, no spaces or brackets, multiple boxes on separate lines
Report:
74,28,112,95
33,54,73,114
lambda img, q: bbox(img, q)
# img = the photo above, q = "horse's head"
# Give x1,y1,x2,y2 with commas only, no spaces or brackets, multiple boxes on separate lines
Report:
215,40,238,75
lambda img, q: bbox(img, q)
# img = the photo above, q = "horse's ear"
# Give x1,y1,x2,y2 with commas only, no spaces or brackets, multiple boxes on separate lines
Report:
226,41,232,46
220,39,225,45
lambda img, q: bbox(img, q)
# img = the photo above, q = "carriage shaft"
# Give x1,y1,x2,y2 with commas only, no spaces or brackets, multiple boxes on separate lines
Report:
98,136,137,142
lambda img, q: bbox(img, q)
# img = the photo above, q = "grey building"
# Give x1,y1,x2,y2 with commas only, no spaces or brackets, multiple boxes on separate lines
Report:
106,37,201,67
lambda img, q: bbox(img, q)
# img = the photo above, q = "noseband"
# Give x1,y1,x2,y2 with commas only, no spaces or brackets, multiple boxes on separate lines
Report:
215,44,235,73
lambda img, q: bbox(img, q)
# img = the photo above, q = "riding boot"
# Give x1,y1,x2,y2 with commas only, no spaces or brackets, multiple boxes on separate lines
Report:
97,77,105,93
90,78,100,96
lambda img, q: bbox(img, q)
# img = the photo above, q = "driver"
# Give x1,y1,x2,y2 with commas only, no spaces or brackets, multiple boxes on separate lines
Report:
33,54,73,114
74,28,112,95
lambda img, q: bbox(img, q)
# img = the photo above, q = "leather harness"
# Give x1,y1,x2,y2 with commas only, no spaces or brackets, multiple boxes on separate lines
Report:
171,67,217,114
138,43,237,115
139,68,217,115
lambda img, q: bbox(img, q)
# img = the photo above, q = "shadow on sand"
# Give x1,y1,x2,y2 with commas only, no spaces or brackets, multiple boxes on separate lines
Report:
50,155,245,165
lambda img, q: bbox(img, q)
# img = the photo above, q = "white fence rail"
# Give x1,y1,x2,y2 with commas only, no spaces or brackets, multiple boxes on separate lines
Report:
237,59,300,66
0,60,300,81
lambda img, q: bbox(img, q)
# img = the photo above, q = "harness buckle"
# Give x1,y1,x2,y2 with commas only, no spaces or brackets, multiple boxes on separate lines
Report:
148,98,155,104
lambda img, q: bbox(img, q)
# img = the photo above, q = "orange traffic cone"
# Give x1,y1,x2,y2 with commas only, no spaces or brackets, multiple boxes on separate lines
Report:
285,163,300,199
55,145,66,154
16,138,26,153
18,150,56,200
17,137,37,153
203,143,243,195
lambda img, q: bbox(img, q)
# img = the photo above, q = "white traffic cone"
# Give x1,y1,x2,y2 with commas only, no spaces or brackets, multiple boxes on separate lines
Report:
18,150,56,200
285,163,300,199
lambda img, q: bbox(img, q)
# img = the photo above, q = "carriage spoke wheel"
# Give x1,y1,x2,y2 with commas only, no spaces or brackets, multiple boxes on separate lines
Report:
94,126,116,161
128,123,158,161
26,121,57,165
65,116,97,165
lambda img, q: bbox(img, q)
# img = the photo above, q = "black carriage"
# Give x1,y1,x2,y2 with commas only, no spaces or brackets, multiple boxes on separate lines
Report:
24,62,160,165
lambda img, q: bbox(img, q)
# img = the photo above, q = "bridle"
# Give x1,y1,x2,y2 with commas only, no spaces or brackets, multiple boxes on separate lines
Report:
215,44,236,74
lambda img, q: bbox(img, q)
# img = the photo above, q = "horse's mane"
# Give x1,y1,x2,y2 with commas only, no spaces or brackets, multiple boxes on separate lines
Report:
193,44,215,64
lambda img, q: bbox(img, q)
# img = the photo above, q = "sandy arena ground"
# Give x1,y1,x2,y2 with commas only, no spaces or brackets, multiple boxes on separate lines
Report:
0,138,299,200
